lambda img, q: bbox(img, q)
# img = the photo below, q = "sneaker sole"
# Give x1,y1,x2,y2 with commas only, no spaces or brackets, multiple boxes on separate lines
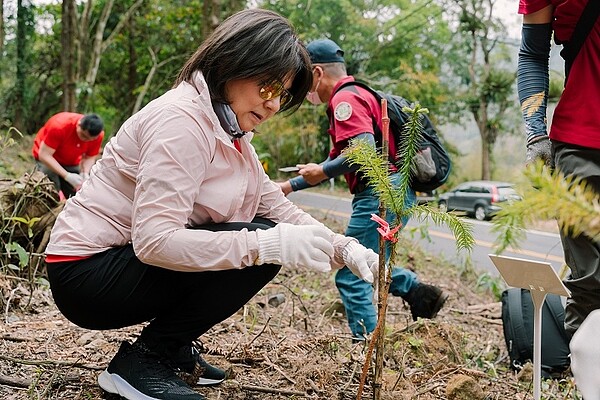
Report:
196,376,225,386
98,370,160,400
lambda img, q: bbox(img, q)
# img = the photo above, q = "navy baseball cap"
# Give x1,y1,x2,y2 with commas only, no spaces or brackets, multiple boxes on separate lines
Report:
307,39,345,64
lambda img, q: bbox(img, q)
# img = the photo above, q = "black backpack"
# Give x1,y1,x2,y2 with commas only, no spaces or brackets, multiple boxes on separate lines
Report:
500,288,570,378
335,81,451,193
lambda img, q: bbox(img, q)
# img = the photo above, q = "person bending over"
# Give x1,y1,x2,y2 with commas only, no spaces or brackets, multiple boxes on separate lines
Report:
32,112,104,198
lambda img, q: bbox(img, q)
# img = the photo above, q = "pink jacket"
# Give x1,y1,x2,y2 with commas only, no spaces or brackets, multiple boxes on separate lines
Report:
46,72,350,271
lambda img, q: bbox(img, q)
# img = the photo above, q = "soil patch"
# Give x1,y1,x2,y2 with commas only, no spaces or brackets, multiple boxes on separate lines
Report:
0,215,578,399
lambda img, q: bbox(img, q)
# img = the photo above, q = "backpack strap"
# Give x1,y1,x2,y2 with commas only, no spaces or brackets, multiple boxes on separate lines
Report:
560,0,600,82
333,80,393,152
543,294,570,344
334,81,384,108
332,81,392,187
507,288,529,367
334,80,399,143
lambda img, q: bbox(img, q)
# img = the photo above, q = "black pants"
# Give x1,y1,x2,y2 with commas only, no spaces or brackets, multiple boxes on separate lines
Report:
553,141,600,338
47,218,279,354
35,161,80,198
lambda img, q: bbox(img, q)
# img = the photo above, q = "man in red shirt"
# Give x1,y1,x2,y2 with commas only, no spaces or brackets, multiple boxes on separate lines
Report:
279,39,447,340
32,112,104,198
518,0,600,342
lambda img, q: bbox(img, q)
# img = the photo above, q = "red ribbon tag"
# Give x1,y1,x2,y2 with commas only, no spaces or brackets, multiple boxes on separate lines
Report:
370,213,401,243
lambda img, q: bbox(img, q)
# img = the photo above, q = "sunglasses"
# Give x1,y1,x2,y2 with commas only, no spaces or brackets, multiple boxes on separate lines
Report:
259,80,292,107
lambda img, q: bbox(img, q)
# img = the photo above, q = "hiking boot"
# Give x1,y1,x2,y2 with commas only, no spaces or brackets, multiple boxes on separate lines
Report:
171,345,226,386
98,341,205,400
405,283,448,321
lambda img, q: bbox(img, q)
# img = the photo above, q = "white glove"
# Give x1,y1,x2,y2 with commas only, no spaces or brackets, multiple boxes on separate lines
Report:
256,223,334,272
342,241,378,283
64,172,84,190
80,172,89,181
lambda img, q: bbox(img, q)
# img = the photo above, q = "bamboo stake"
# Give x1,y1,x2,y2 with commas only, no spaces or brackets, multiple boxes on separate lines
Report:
356,99,393,400
374,98,390,400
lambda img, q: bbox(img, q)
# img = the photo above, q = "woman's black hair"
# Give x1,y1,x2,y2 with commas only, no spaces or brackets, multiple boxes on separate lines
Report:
175,9,312,113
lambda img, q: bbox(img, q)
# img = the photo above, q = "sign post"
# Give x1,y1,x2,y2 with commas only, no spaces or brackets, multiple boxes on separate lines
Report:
489,255,571,400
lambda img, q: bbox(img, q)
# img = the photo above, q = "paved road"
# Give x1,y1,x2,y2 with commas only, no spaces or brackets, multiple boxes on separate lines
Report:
288,190,565,276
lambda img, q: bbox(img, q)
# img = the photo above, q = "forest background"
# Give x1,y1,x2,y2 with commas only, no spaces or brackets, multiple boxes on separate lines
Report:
0,1,588,399
0,0,567,185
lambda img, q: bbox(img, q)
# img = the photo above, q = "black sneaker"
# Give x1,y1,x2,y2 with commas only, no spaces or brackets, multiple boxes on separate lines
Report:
98,341,206,400
171,345,226,386
405,283,448,321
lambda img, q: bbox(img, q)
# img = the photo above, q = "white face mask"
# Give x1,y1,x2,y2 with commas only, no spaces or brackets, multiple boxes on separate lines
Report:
306,79,322,105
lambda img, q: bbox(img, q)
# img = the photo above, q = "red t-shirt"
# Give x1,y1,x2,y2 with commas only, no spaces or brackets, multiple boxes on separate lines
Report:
327,76,397,193
519,0,600,149
32,112,104,166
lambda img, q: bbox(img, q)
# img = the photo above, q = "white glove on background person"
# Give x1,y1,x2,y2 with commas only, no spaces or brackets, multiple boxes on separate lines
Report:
64,172,84,190
342,240,378,283
256,223,334,272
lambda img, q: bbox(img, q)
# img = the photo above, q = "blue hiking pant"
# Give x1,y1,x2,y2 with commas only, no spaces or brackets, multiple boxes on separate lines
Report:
336,178,419,338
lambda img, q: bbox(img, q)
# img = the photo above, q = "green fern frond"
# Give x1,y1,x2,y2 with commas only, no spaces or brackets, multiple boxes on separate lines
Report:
410,204,475,252
492,160,600,253
344,110,475,254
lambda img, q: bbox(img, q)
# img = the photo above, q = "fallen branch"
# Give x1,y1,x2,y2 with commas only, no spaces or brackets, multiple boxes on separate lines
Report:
241,384,306,396
0,354,104,370
0,334,29,342
246,315,271,347
0,374,31,388
306,377,323,394
263,353,296,384
415,381,444,396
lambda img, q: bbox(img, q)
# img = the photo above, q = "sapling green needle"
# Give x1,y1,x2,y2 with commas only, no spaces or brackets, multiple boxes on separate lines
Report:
343,104,474,254
492,160,600,254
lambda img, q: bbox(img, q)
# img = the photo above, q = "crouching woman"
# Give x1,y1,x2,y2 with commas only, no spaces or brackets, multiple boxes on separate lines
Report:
44,8,377,400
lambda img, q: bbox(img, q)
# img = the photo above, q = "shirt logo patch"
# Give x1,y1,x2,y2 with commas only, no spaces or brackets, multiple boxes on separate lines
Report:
334,102,353,121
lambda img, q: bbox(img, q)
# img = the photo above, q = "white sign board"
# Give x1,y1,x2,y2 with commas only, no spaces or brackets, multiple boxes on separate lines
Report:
489,254,570,400
489,254,570,297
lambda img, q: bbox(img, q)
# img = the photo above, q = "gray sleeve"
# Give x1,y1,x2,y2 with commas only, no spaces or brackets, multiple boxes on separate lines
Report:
289,133,375,192
517,23,552,143
289,174,314,191
322,133,375,177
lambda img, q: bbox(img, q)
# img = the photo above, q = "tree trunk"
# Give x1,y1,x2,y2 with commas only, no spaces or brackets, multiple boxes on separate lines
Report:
127,12,137,113
202,0,221,38
14,0,27,131
79,0,143,110
132,50,181,115
77,0,113,110
77,0,92,82
458,0,512,181
481,131,491,180
0,0,5,63
479,98,490,180
62,0,77,111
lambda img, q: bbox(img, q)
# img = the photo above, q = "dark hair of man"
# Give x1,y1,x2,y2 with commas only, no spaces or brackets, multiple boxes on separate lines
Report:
80,114,104,136
174,8,312,113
